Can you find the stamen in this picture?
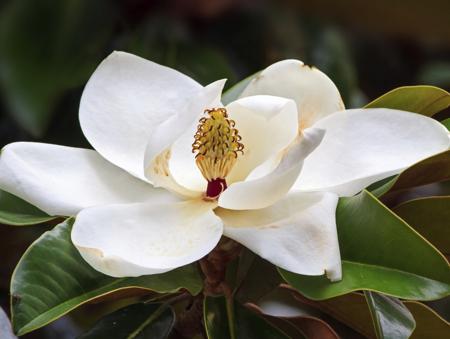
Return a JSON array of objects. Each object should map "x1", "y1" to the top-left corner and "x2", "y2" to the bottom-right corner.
[{"x1": 192, "y1": 108, "x2": 244, "y2": 198}]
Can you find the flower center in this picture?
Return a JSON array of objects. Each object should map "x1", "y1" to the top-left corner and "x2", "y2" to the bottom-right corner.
[{"x1": 192, "y1": 108, "x2": 244, "y2": 199}]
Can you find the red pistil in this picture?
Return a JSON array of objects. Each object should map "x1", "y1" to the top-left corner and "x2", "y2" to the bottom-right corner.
[{"x1": 206, "y1": 178, "x2": 227, "y2": 199}]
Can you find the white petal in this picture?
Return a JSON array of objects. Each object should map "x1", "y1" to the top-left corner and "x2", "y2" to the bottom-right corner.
[
  {"x1": 218, "y1": 128, "x2": 324, "y2": 210},
  {"x1": 144, "y1": 79, "x2": 226, "y2": 176},
  {"x1": 71, "y1": 200, "x2": 222, "y2": 277},
  {"x1": 240, "y1": 59, "x2": 344, "y2": 129},
  {"x1": 226, "y1": 95, "x2": 299, "y2": 183},
  {"x1": 217, "y1": 191, "x2": 342, "y2": 281},
  {"x1": 166, "y1": 95, "x2": 300, "y2": 192},
  {"x1": 296, "y1": 108, "x2": 450, "y2": 196},
  {"x1": 80, "y1": 51, "x2": 224, "y2": 181},
  {"x1": 145, "y1": 148, "x2": 203, "y2": 199},
  {"x1": 143, "y1": 80, "x2": 226, "y2": 196},
  {"x1": 0, "y1": 142, "x2": 175, "y2": 216},
  {"x1": 153, "y1": 118, "x2": 208, "y2": 195},
  {"x1": 163, "y1": 132, "x2": 206, "y2": 193}
]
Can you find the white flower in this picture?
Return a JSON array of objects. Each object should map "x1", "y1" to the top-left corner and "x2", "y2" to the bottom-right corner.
[{"x1": 0, "y1": 52, "x2": 448, "y2": 282}]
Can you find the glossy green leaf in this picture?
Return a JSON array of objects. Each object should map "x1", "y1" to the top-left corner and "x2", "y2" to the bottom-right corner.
[
  {"x1": 365, "y1": 85, "x2": 450, "y2": 116},
  {"x1": 365, "y1": 291, "x2": 415, "y2": 339},
  {"x1": 204, "y1": 296, "x2": 289, "y2": 339},
  {"x1": 11, "y1": 219, "x2": 202, "y2": 336},
  {"x1": 221, "y1": 72, "x2": 260, "y2": 105},
  {"x1": 0, "y1": 190, "x2": 55, "y2": 226},
  {"x1": 280, "y1": 190, "x2": 450, "y2": 300},
  {"x1": 371, "y1": 150, "x2": 450, "y2": 197},
  {"x1": 393, "y1": 197, "x2": 450, "y2": 256},
  {"x1": 0, "y1": 0, "x2": 116, "y2": 136},
  {"x1": 291, "y1": 291, "x2": 450, "y2": 339},
  {"x1": 78, "y1": 303, "x2": 174, "y2": 339}
]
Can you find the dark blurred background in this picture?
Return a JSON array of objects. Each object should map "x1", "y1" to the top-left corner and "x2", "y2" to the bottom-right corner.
[{"x1": 0, "y1": 0, "x2": 449, "y2": 337}]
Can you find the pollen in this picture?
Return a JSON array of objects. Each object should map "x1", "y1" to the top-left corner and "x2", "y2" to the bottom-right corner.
[{"x1": 192, "y1": 108, "x2": 244, "y2": 197}]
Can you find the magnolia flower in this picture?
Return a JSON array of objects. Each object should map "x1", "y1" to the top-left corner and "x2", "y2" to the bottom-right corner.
[{"x1": 0, "y1": 52, "x2": 448, "y2": 282}]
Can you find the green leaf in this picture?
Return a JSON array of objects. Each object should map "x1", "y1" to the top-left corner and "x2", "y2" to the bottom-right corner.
[
  {"x1": 226, "y1": 249, "x2": 256, "y2": 294},
  {"x1": 441, "y1": 118, "x2": 450, "y2": 131},
  {"x1": 292, "y1": 292, "x2": 378, "y2": 338},
  {"x1": 280, "y1": 190, "x2": 450, "y2": 300},
  {"x1": 365, "y1": 291, "x2": 415, "y2": 339},
  {"x1": 234, "y1": 252, "x2": 283, "y2": 304},
  {"x1": 78, "y1": 302, "x2": 175, "y2": 339},
  {"x1": 245, "y1": 307, "x2": 308, "y2": 339},
  {"x1": 221, "y1": 72, "x2": 260, "y2": 105},
  {"x1": 11, "y1": 219, "x2": 202, "y2": 336},
  {"x1": 393, "y1": 197, "x2": 450, "y2": 256},
  {"x1": 371, "y1": 150, "x2": 450, "y2": 197},
  {"x1": 364, "y1": 86, "x2": 450, "y2": 116},
  {"x1": 204, "y1": 296, "x2": 234, "y2": 339},
  {"x1": 204, "y1": 296, "x2": 289, "y2": 339},
  {"x1": 0, "y1": 190, "x2": 55, "y2": 225},
  {"x1": 0, "y1": 0, "x2": 116, "y2": 136},
  {"x1": 291, "y1": 291, "x2": 450, "y2": 339}
]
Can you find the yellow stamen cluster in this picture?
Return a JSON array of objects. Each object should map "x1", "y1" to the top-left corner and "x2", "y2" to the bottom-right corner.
[{"x1": 192, "y1": 108, "x2": 244, "y2": 181}]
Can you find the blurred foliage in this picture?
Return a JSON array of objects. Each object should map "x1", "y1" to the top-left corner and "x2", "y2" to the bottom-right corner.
[
  {"x1": 1, "y1": 0, "x2": 449, "y2": 147},
  {"x1": 418, "y1": 62, "x2": 450, "y2": 88},
  {"x1": 0, "y1": 0, "x2": 449, "y2": 338},
  {"x1": 0, "y1": 0, "x2": 118, "y2": 137}
]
